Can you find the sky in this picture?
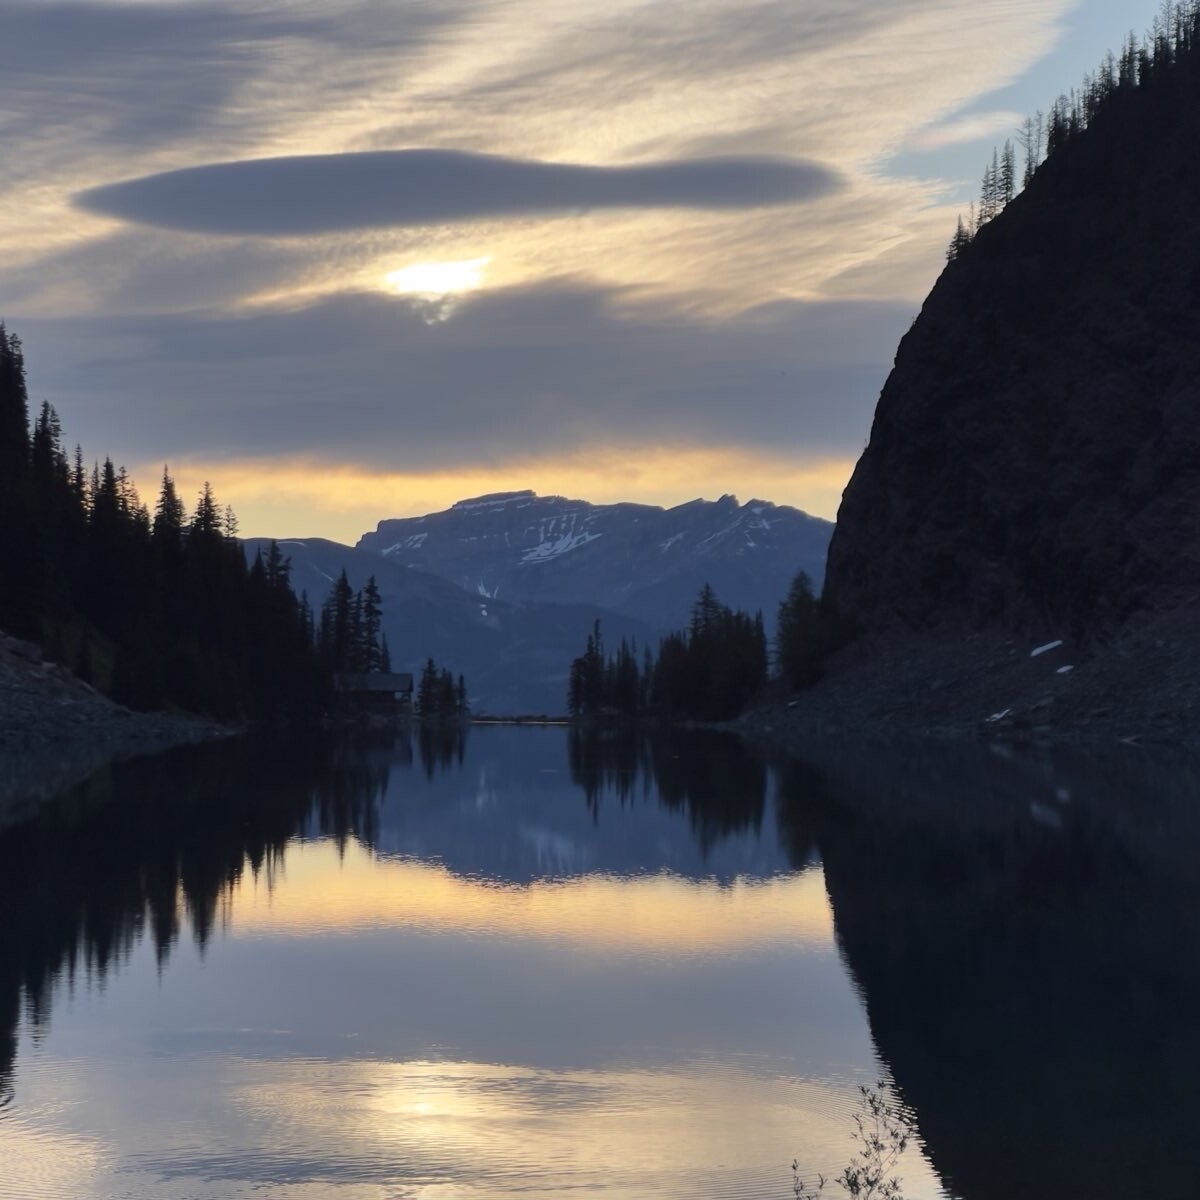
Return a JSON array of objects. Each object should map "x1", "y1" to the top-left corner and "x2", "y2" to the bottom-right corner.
[{"x1": 0, "y1": 0, "x2": 1164, "y2": 541}]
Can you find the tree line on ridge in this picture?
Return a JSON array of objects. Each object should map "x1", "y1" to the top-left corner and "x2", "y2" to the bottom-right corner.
[{"x1": 948, "y1": 0, "x2": 1200, "y2": 260}]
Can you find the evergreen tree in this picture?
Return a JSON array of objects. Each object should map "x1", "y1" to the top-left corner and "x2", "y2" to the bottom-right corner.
[
  {"x1": 190, "y1": 482, "x2": 220, "y2": 541},
  {"x1": 411, "y1": 656, "x2": 466, "y2": 720},
  {"x1": 1017, "y1": 116, "x2": 1040, "y2": 187},
  {"x1": 776, "y1": 570, "x2": 823, "y2": 689},
  {"x1": 417, "y1": 657, "x2": 438, "y2": 715},
  {"x1": 350, "y1": 591, "x2": 365, "y2": 671},
  {"x1": 153, "y1": 467, "x2": 185, "y2": 547},
  {"x1": 361, "y1": 576, "x2": 383, "y2": 671},
  {"x1": 323, "y1": 570, "x2": 355, "y2": 671},
  {"x1": 0, "y1": 325, "x2": 29, "y2": 479},
  {"x1": 946, "y1": 216, "x2": 972, "y2": 262},
  {"x1": 1000, "y1": 139, "x2": 1016, "y2": 206}
]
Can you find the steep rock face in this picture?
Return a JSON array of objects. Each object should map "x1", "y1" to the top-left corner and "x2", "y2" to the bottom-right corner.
[
  {"x1": 358, "y1": 490, "x2": 831, "y2": 631},
  {"x1": 825, "y1": 66, "x2": 1200, "y2": 641}
]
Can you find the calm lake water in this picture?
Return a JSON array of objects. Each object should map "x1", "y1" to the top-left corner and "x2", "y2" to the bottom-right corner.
[{"x1": 3, "y1": 726, "x2": 1200, "y2": 1199}]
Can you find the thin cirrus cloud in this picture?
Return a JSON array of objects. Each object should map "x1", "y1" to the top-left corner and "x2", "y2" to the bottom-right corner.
[
  {"x1": 74, "y1": 149, "x2": 842, "y2": 237},
  {"x1": 911, "y1": 110, "x2": 1026, "y2": 151}
]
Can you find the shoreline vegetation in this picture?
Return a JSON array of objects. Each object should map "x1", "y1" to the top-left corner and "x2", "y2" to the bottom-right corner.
[
  {"x1": 0, "y1": 326, "x2": 326, "y2": 723},
  {"x1": 0, "y1": 327, "x2": 484, "y2": 828}
]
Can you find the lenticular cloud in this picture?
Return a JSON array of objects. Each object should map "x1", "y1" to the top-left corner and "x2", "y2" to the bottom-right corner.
[{"x1": 76, "y1": 148, "x2": 842, "y2": 236}]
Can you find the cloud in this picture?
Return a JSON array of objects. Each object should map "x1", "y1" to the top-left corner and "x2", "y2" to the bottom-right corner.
[
  {"x1": 152, "y1": 450, "x2": 859, "y2": 540},
  {"x1": 911, "y1": 110, "x2": 1026, "y2": 151},
  {"x1": 0, "y1": 1, "x2": 457, "y2": 156},
  {"x1": 16, "y1": 281, "x2": 911, "y2": 479},
  {"x1": 75, "y1": 149, "x2": 841, "y2": 236},
  {"x1": 0, "y1": 0, "x2": 1086, "y2": 542}
]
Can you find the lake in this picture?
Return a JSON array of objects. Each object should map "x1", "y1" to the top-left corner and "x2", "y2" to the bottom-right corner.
[{"x1": 2, "y1": 726, "x2": 1199, "y2": 1199}]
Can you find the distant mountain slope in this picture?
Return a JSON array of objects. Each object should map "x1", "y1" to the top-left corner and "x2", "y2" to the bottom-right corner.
[
  {"x1": 243, "y1": 537, "x2": 657, "y2": 715},
  {"x1": 356, "y1": 490, "x2": 832, "y2": 631}
]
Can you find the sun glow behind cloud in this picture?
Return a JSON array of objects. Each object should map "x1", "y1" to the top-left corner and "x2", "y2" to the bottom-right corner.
[
  {"x1": 385, "y1": 256, "x2": 493, "y2": 298},
  {"x1": 1, "y1": 0, "x2": 1159, "y2": 538}
]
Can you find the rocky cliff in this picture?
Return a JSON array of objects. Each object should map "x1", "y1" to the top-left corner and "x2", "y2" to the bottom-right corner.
[{"x1": 825, "y1": 56, "x2": 1200, "y2": 643}]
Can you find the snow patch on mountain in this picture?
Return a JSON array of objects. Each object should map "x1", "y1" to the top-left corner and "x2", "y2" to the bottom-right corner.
[
  {"x1": 695, "y1": 519, "x2": 743, "y2": 552},
  {"x1": 356, "y1": 489, "x2": 833, "y2": 634},
  {"x1": 453, "y1": 491, "x2": 536, "y2": 512},
  {"x1": 384, "y1": 532, "x2": 428, "y2": 556},
  {"x1": 521, "y1": 530, "x2": 602, "y2": 563}
]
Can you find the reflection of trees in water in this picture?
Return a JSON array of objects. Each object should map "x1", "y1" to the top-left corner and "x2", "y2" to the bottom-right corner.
[
  {"x1": 778, "y1": 745, "x2": 1200, "y2": 1200},
  {"x1": 417, "y1": 723, "x2": 469, "y2": 780},
  {"x1": 312, "y1": 732, "x2": 401, "y2": 851},
  {"x1": 0, "y1": 733, "x2": 391, "y2": 1107},
  {"x1": 772, "y1": 756, "x2": 831, "y2": 872},
  {"x1": 567, "y1": 726, "x2": 650, "y2": 814},
  {"x1": 568, "y1": 728, "x2": 767, "y2": 854}
]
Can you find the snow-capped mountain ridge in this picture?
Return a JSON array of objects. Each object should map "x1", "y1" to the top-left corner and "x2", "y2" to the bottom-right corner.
[{"x1": 357, "y1": 490, "x2": 832, "y2": 631}]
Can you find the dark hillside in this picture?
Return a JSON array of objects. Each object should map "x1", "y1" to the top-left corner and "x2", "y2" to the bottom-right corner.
[{"x1": 825, "y1": 39, "x2": 1200, "y2": 641}]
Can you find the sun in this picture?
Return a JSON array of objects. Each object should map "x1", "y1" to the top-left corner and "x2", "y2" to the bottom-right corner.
[{"x1": 385, "y1": 256, "x2": 492, "y2": 299}]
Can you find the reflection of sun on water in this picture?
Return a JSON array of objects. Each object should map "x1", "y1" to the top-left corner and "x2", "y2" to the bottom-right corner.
[{"x1": 385, "y1": 256, "x2": 492, "y2": 299}]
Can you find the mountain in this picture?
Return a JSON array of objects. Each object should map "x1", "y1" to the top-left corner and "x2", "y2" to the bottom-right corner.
[
  {"x1": 824, "y1": 39, "x2": 1200, "y2": 645},
  {"x1": 356, "y1": 490, "x2": 832, "y2": 631},
  {"x1": 243, "y1": 537, "x2": 657, "y2": 715}
]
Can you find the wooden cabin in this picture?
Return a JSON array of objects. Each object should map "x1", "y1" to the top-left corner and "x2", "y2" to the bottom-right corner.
[{"x1": 333, "y1": 672, "x2": 414, "y2": 714}]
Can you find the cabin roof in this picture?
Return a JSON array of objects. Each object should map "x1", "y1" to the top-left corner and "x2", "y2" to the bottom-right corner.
[{"x1": 333, "y1": 672, "x2": 414, "y2": 693}]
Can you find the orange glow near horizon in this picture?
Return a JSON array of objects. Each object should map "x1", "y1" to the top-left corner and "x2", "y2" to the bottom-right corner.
[
  {"x1": 228, "y1": 840, "x2": 834, "y2": 955},
  {"x1": 131, "y1": 448, "x2": 854, "y2": 543}
]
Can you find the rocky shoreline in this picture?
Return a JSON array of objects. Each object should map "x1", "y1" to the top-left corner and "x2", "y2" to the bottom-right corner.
[
  {"x1": 0, "y1": 633, "x2": 231, "y2": 831},
  {"x1": 740, "y1": 603, "x2": 1200, "y2": 750}
]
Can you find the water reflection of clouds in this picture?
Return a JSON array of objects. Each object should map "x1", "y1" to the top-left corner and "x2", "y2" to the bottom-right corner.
[
  {"x1": 24, "y1": 1054, "x2": 917, "y2": 1200},
  {"x1": 0, "y1": 729, "x2": 970, "y2": 1200},
  {"x1": 229, "y1": 840, "x2": 832, "y2": 954},
  {"x1": 4, "y1": 850, "x2": 894, "y2": 1198},
  {"x1": 0, "y1": 1118, "x2": 111, "y2": 1200}
]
